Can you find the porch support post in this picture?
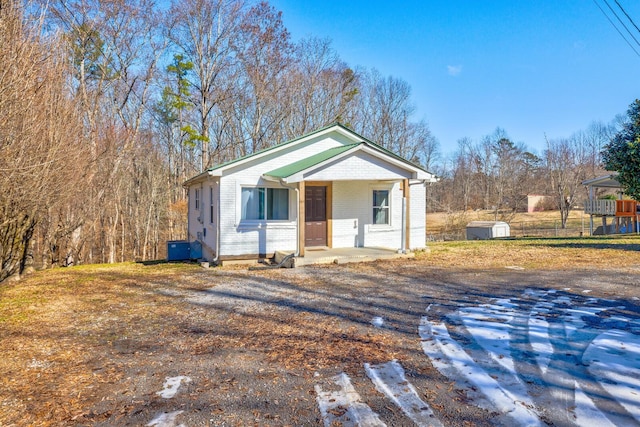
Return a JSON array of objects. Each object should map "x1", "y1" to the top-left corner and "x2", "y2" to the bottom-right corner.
[
  {"x1": 298, "y1": 181, "x2": 305, "y2": 257},
  {"x1": 326, "y1": 182, "x2": 333, "y2": 248}
]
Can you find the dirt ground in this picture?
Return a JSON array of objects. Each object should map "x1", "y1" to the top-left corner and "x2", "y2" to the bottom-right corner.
[{"x1": 1, "y1": 238, "x2": 640, "y2": 426}]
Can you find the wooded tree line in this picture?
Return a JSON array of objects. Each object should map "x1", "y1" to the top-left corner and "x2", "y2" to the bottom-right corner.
[
  {"x1": 0, "y1": 0, "x2": 628, "y2": 281},
  {"x1": 428, "y1": 120, "x2": 619, "y2": 227}
]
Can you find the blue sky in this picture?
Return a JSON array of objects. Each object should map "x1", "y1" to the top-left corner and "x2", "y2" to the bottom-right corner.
[{"x1": 270, "y1": 0, "x2": 640, "y2": 155}]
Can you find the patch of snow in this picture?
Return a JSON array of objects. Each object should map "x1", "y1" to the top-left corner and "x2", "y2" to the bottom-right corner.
[
  {"x1": 525, "y1": 289, "x2": 547, "y2": 298},
  {"x1": 315, "y1": 373, "x2": 386, "y2": 427},
  {"x1": 419, "y1": 316, "x2": 542, "y2": 426},
  {"x1": 147, "y1": 410, "x2": 185, "y2": 427},
  {"x1": 574, "y1": 383, "x2": 617, "y2": 427},
  {"x1": 583, "y1": 330, "x2": 640, "y2": 423},
  {"x1": 564, "y1": 306, "x2": 606, "y2": 338},
  {"x1": 365, "y1": 360, "x2": 444, "y2": 427},
  {"x1": 371, "y1": 316, "x2": 384, "y2": 328},
  {"x1": 583, "y1": 289, "x2": 592, "y2": 294},
  {"x1": 505, "y1": 265, "x2": 525, "y2": 270},
  {"x1": 157, "y1": 376, "x2": 191, "y2": 399},
  {"x1": 528, "y1": 309, "x2": 552, "y2": 374},
  {"x1": 459, "y1": 300, "x2": 517, "y2": 373},
  {"x1": 27, "y1": 358, "x2": 52, "y2": 370}
]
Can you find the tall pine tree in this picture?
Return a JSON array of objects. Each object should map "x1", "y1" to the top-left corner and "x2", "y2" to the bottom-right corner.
[{"x1": 602, "y1": 100, "x2": 640, "y2": 201}]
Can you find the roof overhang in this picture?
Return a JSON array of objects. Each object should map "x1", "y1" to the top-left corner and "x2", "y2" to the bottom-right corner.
[
  {"x1": 263, "y1": 143, "x2": 436, "y2": 184},
  {"x1": 582, "y1": 174, "x2": 621, "y2": 189},
  {"x1": 182, "y1": 171, "x2": 210, "y2": 187}
]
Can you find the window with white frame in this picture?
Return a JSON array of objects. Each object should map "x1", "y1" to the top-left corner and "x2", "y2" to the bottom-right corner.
[
  {"x1": 372, "y1": 189, "x2": 390, "y2": 225},
  {"x1": 241, "y1": 187, "x2": 289, "y2": 220},
  {"x1": 209, "y1": 186, "x2": 214, "y2": 223},
  {"x1": 194, "y1": 188, "x2": 200, "y2": 210}
]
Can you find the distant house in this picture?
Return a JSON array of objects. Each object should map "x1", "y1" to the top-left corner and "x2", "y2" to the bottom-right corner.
[
  {"x1": 183, "y1": 123, "x2": 437, "y2": 263},
  {"x1": 527, "y1": 194, "x2": 551, "y2": 213}
]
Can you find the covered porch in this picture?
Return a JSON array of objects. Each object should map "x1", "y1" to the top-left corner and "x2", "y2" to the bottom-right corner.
[{"x1": 261, "y1": 142, "x2": 435, "y2": 259}]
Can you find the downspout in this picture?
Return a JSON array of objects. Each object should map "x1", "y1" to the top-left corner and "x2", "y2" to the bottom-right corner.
[
  {"x1": 186, "y1": 190, "x2": 191, "y2": 242},
  {"x1": 400, "y1": 196, "x2": 407, "y2": 254},
  {"x1": 212, "y1": 179, "x2": 221, "y2": 264}
]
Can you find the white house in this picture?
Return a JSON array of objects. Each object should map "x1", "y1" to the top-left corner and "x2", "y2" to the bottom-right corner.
[{"x1": 183, "y1": 123, "x2": 437, "y2": 264}]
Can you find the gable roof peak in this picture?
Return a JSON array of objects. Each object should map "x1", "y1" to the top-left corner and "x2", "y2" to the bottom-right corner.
[{"x1": 183, "y1": 122, "x2": 435, "y2": 186}]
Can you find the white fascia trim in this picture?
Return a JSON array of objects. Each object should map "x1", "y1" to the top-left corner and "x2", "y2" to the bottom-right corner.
[
  {"x1": 358, "y1": 145, "x2": 439, "y2": 181},
  {"x1": 215, "y1": 125, "x2": 360, "y2": 175},
  {"x1": 332, "y1": 126, "x2": 364, "y2": 140},
  {"x1": 183, "y1": 171, "x2": 211, "y2": 187},
  {"x1": 581, "y1": 173, "x2": 620, "y2": 188}
]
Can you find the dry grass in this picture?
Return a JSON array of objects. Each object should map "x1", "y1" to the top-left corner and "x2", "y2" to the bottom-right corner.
[
  {"x1": 420, "y1": 235, "x2": 640, "y2": 270},
  {"x1": 0, "y1": 262, "x2": 204, "y2": 424},
  {"x1": 2, "y1": 236, "x2": 640, "y2": 425},
  {"x1": 0, "y1": 262, "x2": 406, "y2": 425},
  {"x1": 426, "y1": 209, "x2": 587, "y2": 234}
]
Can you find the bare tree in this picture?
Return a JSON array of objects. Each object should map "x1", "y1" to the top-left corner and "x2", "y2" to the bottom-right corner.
[
  {"x1": 1, "y1": 1, "x2": 87, "y2": 280},
  {"x1": 285, "y1": 37, "x2": 359, "y2": 137},
  {"x1": 545, "y1": 135, "x2": 595, "y2": 228},
  {"x1": 50, "y1": 0, "x2": 167, "y2": 264},
  {"x1": 232, "y1": 1, "x2": 293, "y2": 154},
  {"x1": 167, "y1": 0, "x2": 244, "y2": 168}
]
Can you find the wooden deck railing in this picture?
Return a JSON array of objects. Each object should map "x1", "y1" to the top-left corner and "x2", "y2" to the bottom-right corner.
[
  {"x1": 584, "y1": 199, "x2": 639, "y2": 216},
  {"x1": 584, "y1": 199, "x2": 616, "y2": 215}
]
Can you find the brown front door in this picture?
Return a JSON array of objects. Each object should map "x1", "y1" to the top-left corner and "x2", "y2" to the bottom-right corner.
[{"x1": 305, "y1": 186, "x2": 327, "y2": 247}]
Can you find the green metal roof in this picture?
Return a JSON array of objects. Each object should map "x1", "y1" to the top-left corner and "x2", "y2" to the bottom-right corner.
[{"x1": 264, "y1": 143, "x2": 361, "y2": 179}]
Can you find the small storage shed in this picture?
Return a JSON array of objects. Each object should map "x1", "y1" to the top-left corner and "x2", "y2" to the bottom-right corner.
[{"x1": 466, "y1": 221, "x2": 510, "y2": 240}]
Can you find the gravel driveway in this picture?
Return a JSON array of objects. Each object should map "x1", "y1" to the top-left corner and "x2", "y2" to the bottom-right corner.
[{"x1": 99, "y1": 260, "x2": 640, "y2": 427}]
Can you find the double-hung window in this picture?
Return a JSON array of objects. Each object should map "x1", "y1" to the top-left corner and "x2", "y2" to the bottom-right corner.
[
  {"x1": 194, "y1": 188, "x2": 200, "y2": 210},
  {"x1": 209, "y1": 187, "x2": 214, "y2": 223},
  {"x1": 372, "y1": 189, "x2": 390, "y2": 225},
  {"x1": 241, "y1": 187, "x2": 289, "y2": 220}
]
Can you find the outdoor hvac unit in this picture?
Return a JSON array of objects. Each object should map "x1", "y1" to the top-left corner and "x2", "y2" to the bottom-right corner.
[
  {"x1": 466, "y1": 221, "x2": 510, "y2": 240},
  {"x1": 190, "y1": 240, "x2": 202, "y2": 259},
  {"x1": 167, "y1": 240, "x2": 190, "y2": 261}
]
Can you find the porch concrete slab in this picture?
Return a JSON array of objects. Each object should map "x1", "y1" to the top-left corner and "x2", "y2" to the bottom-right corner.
[{"x1": 291, "y1": 247, "x2": 414, "y2": 267}]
